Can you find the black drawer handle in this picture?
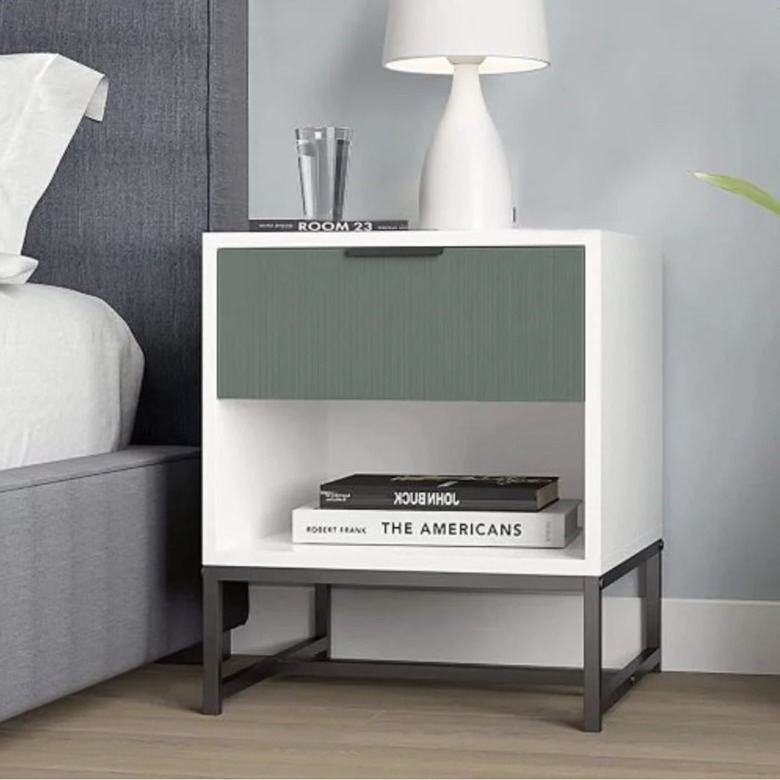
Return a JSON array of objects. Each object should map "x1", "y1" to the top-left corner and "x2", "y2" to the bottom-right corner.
[{"x1": 345, "y1": 247, "x2": 444, "y2": 258}]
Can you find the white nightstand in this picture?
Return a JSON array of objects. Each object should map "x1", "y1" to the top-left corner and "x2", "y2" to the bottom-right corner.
[{"x1": 202, "y1": 229, "x2": 663, "y2": 732}]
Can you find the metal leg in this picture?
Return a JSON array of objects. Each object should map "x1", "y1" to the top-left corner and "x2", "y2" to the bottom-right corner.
[
  {"x1": 203, "y1": 569, "x2": 224, "y2": 716},
  {"x1": 583, "y1": 577, "x2": 603, "y2": 733},
  {"x1": 644, "y1": 546, "x2": 662, "y2": 672},
  {"x1": 314, "y1": 584, "x2": 332, "y2": 660}
]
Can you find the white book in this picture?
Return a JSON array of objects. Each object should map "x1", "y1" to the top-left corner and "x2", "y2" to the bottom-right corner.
[{"x1": 291, "y1": 501, "x2": 581, "y2": 549}]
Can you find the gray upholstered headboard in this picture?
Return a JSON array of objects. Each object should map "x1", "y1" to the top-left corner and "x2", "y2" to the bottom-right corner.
[{"x1": 0, "y1": 0, "x2": 248, "y2": 445}]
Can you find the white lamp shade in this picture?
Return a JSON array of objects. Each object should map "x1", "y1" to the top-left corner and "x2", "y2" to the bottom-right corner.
[{"x1": 383, "y1": 0, "x2": 550, "y2": 75}]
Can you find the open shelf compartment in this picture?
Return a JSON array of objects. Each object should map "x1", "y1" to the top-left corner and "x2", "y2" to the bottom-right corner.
[{"x1": 204, "y1": 399, "x2": 592, "y2": 576}]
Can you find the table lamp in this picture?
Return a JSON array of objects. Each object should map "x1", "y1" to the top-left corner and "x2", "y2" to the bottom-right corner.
[{"x1": 383, "y1": 0, "x2": 550, "y2": 230}]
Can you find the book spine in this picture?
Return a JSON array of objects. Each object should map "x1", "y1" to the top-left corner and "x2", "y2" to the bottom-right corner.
[
  {"x1": 319, "y1": 491, "x2": 542, "y2": 512},
  {"x1": 250, "y1": 220, "x2": 409, "y2": 233},
  {"x1": 293, "y1": 508, "x2": 576, "y2": 548}
]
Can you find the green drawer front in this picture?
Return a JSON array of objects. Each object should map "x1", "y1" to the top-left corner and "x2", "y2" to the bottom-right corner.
[{"x1": 217, "y1": 246, "x2": 585, "y2": 401}]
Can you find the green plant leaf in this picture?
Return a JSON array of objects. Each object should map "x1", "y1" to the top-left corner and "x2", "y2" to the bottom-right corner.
[{"x1": 692, "y1": 172, "x2": 780, "y2": 218}]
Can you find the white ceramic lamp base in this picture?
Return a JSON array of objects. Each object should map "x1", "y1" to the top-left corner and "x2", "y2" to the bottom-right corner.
[{"x1": 419, "y1": 62, "x2": 515, "y2": 231}]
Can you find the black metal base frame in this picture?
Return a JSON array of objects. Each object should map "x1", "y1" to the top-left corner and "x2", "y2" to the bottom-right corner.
[{"x1": 203, "y1": 540, "x2": 663, "y2": 733}]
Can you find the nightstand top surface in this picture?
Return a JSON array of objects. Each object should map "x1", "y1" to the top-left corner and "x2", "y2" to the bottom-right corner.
[{"x1": 204, "y1": 228, "x2": 644, "y2": 251}]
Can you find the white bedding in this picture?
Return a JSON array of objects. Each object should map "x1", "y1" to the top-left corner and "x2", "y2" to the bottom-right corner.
[{"x1": 0, "y1": 284, "x2": 144, "y2": 469}]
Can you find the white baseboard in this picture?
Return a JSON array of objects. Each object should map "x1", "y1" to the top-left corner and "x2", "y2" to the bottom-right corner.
[{"x1": 232, "y1": 587, "x2": 780, "y2": 675}]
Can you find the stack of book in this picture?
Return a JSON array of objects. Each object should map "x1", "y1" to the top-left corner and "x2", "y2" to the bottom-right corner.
[{"x1": 292, "y1": 474, "x2": 580, "y2": 549}]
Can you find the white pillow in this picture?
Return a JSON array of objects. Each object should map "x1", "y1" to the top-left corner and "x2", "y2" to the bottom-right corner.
[
  {"x1": 0, "y1": 253, "x2": 38, "y2": 284},
  {"x1": 0, "y1": 54, "x2": 107, "y2": 256}
]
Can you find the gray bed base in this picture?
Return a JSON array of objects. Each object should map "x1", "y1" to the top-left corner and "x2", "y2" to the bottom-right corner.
[{"x1": 0, "y1": 447, "x2": 247, "y2": 723}]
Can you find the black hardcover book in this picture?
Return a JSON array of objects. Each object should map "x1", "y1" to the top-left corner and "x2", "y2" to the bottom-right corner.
[
  {"x1": 250, "y1": 219, "x2": 409, "y2": 233},
  {"x1": 319, "y1": 474, "x2": 559, "y2": 512}
]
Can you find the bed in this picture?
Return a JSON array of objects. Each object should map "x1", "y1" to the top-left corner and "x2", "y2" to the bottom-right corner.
[
  {"x1": 0, "y1": 284, "x2": 144, "y2": 470},
  {"x1": 0, "y1": 0, "x2": 249, "y2": 722}
]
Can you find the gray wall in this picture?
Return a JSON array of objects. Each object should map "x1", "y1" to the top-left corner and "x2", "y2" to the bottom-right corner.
[{"x1": 249, "y1": 0, "x2": 780, "y2": 601}]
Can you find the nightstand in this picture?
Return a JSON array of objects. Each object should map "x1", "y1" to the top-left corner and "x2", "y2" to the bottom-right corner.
[{"x1": 202, "y1": 230, "x2": 663, "y2": 732}]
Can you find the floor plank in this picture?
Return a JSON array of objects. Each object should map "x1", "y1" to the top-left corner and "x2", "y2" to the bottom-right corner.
[{"x1": 0, "y1": 665, "x2": 779, "y2": 778}]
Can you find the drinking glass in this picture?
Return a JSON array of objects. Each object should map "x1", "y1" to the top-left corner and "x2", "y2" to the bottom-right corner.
[{"x1": 295, "y1": 127, "x2": 352, "y2": 221}]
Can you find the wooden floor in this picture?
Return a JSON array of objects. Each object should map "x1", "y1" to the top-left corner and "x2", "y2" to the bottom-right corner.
[{"x1": 0, "y1": 664, "x2": 779, "y2": 779}]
